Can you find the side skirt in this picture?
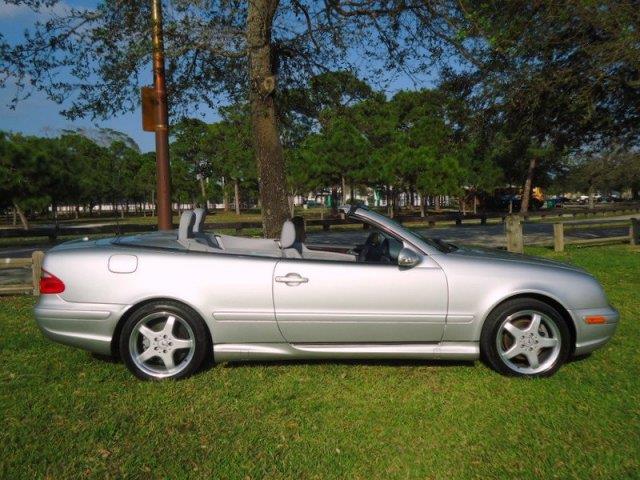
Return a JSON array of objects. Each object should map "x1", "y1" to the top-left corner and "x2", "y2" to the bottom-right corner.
[{"x1": 213, "y1": 342, "x2": 479, "y2": 363}]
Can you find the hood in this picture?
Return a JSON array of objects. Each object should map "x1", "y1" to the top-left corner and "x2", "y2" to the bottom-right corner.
[{"x1": 449, "y1": 245, "x2": 587, "y2": 274}]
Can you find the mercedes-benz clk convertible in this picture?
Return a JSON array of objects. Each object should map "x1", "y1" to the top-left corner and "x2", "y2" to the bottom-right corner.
[{"x1": 34, "y1": 205, "x2": 619, "y2": 380}]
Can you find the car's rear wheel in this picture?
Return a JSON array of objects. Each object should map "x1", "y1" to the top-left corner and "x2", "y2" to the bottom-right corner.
[
  {"x1": 120, "y1": 301, "x2": 209, "y2": 380},
  {"x1": 480, "y1": 298, "x2": 571, "y2": 377}
]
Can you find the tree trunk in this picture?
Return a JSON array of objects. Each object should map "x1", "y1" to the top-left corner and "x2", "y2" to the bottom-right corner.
[
  {"x1": 341, "y1": 175, "x2": 347, "y2": 204},
  {"x1": 288, "y1": 194, "x2": 295, "y2": 217},
  {"x1": 588, "y1": 185, "x2": 595, "y2": 210},
  {"x1": 420, "y1": 193, "x2": 426, "y2": 217},
  {"x1": 520, "y1": 157, "x2": 537, "y2": 213},
  {"x1": 234, "y1": 178, "x2": 241, "y2": 215},
  {"x1": 199, "y1": 176, "x2": 207, "y2": 207},
  {"x1": 390, "y1": 188, "x2": 397, "y2": 218},
  {"x1": 222, "y1": 177, "x2": 230, "y2": 211},
  {"x1": 75, "y1": 205, "x2": 79, "y2": 220},
  {"x1": 330, "y1": 187, "x2": 339, "y2": 215},
  {"x1": 13, "y1": 201, "x2": 29, "y2": 230},
  {"x1": 247, "y1": 0, "x2": 290, "y2": 237},
  {"x1": 12, "y1": 207, "x2": 17, "y2": 226}
]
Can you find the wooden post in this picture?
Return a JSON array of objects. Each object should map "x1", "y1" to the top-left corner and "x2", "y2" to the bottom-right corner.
[
  {"x1": 553, "y1": 223, "x2": 565, "y2": 252},
  {"x1": 32, "y1": 250, "x2": 44, "y2": 295},
  {"x1": 630, "y1": 218, "x2": 639, "y2": 246},
  {"x1": 506, "y1": 214, "x2": 524, "y2": 253}
]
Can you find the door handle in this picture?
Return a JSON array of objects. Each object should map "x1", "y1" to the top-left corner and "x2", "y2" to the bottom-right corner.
[{"x1": 275, "y1": 273, "x2": 309, "y2": 285}]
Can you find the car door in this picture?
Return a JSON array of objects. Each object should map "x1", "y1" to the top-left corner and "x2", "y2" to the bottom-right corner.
[{"x1": 272, "y1": 254, "x2": 448, "y2": 343}]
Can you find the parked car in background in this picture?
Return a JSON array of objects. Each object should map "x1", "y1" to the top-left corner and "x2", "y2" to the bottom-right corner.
[{"x1": 34, "y1": 205, "x2": 619, "y2": 380}]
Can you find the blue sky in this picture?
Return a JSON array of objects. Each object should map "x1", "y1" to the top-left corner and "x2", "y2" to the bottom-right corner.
[{"x1": 0, "y1": 1, "x2": 436, "y2": 153}]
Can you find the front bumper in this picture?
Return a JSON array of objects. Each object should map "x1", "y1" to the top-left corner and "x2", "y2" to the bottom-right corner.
[
  {"x1": 34, "y1": 295, "x2": 128, "y2": 356},
  {"x1": 570, "y1": 306, "x2": 620, "y2": 356}
]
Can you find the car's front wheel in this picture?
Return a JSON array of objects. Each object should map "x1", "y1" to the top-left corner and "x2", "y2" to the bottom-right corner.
[
  {"x1": 480, "y1": 298, "x2": 571, "y2": 377},
  {"x1": 120, "y1": 301, "x2": 210, "y2": 380}
]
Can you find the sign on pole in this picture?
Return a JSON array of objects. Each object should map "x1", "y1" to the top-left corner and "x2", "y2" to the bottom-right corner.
[{"x1": 141, "y1": 86, "x2": 158, "y2": 132}]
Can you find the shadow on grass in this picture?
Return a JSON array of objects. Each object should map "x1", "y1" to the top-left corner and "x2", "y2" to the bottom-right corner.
[
  {"x1": 90, "y1": 352, "x2": 120, "y2": 363},
  {"x1": 88, "y1": 350, "x2": 477, "y2": 377},
  {"x1": 567, "y1": 352, "x2": 592, "y2": 364},
  {"x1": 221, "y1": 358, "x2": 476, "y2": 369}
]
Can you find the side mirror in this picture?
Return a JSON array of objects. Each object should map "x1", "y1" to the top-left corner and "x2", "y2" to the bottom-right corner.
[{"x1": 398, "y1": 247, "x2": 421, "y2": 268}]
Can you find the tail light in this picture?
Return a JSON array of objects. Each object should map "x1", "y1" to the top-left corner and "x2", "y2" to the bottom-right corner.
[{"x1": 40, "y1": 270, "x2": 65, "y2": 294}]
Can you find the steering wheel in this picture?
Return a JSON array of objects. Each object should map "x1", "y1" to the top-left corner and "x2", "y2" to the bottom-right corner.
[{"x1": 358, "y1": 232, "x2": 392, "y2": 264}]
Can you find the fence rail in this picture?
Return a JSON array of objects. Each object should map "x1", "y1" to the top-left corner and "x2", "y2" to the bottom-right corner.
[
  {"x1": 2, "y1": 203, "x2": 640, "y2": 240},
  {"x1": 0, "y1": 251, "x2": 44, "y2": 295},
  {"x1": 1, "y1": 207, "x2": 639, "y2": 296},
  {"x1": 505, "y1": 215, "x2": 640, "y2": 253},
  {"x1": 552, "y1": 217, "x2": 640, "y2": 252}
]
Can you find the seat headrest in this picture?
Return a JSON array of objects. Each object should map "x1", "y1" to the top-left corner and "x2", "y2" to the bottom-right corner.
[
  {"x1": 291, "y1": 216, "x2": 306, "y2": 243},
  {"x1": 280, "y1": 220, "x2": 296, "y2": 249},
  {"x1": 178, "y1": 211, "x2": 195, "y2": 241},
  {"x1": 193, "y1": 208, "x2": 206, "y2": 233}
]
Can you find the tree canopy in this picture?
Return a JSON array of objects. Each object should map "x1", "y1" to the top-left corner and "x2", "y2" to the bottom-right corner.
[{"x1": 1, "y1": 1, "x2": 639, "y2": 226}]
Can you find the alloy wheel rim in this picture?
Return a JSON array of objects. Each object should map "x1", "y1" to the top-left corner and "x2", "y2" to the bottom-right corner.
[
  {"x1": 496, "y1": 309, "x2": 562, "y2": 374},
  {"x1": 129, "y1": 311, "x2": 195, "y2": 378}
]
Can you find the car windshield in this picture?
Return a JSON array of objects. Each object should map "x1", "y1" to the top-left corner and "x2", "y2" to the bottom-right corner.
[
  {"x1": 354, "y1": 208, "x2": 457, "y2": 253},
  {"x1": 402, "y1": 229, "x2": 458, "y2": 253}
]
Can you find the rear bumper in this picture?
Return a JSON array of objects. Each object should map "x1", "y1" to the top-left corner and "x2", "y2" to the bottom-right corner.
[
  {"x1": 570, "y1": 306, "x2": 620, "y2": 356},
  {"x1": 34, "y1": 295, "x2": 128, "y2": 356}
]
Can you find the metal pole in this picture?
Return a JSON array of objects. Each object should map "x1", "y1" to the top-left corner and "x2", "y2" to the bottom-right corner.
[{"x1": 152, "y1": 0, "x2": 172, "y2": 230}]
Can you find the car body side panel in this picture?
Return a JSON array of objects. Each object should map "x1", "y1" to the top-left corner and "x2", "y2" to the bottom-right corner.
[
  {"x1": 433, "y1": 252, "x2": 617, "y2": 344},
  {"x1": 273, "y1": 256, "x2": 448, "y2": 343},
  {"x1": 39, "y1": 247, "x2": 285, "y2": 347}
]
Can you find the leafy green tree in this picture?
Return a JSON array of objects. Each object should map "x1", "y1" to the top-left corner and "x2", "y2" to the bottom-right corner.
[
  {"x1": 171, "y1": 118, "x2": 211, "y2": 207},
  {"x1": 434, "y1": 1, "x2": 640, "y2": 211},
  {"x1": 2, "y1": 1, "x2": 424, "y2": 235},
  {"x1": 299, "y1": 117, "x2": 370, "y2": 212},
  {"x1": 203, "y1": 109, "x2": 256, "y2": 215}
]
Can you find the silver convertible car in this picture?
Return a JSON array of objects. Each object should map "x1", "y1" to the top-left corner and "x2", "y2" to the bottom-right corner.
[{"x1": 34, "y1": 205, "x2": 618, "y2": 380}]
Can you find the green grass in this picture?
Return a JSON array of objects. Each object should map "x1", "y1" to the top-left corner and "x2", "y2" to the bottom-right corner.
[{"x1": 1, "y1": 245, "x2": 639, "y2": 479}]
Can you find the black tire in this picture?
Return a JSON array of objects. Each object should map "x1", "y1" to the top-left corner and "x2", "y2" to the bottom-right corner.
[
  {"x1": 480, "y1": 298, "x2": 571, "y2": 377},
  {"x1": 119, "y1": 300, "x2": 210, "y2": 380}
]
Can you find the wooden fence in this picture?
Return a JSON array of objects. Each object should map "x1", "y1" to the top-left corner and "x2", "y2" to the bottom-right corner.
[
  {"x1": 0, "y1": 251, "x2": 44, "y2": 295},
  {"x1": 506, "y1": 216, "x2": 640, "y2": 253},
  {"x1": 2, "y1": 203, "x2": 640, "y2": 240},
  {"x1": 1, "y1": 208, "x2": 639, "y2": 296}
]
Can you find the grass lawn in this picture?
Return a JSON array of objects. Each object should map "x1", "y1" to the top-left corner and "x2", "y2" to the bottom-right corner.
[{"x1": 1, "y1": 245, "x2": 639, "y2": 479}]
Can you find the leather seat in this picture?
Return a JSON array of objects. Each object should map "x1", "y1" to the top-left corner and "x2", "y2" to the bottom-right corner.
[
  {"x1": 177, "y1": 210, "x2": 219, "y2": 251},
  {"x1": 192, "y1": 208, "x2": 219, "y2": 248},
  {"x1": 280, "y1": 220, "x2": 302, "y2": 258},
  {"x1": 177, "y1": 211, "x2": 196, "y2": 245}
]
